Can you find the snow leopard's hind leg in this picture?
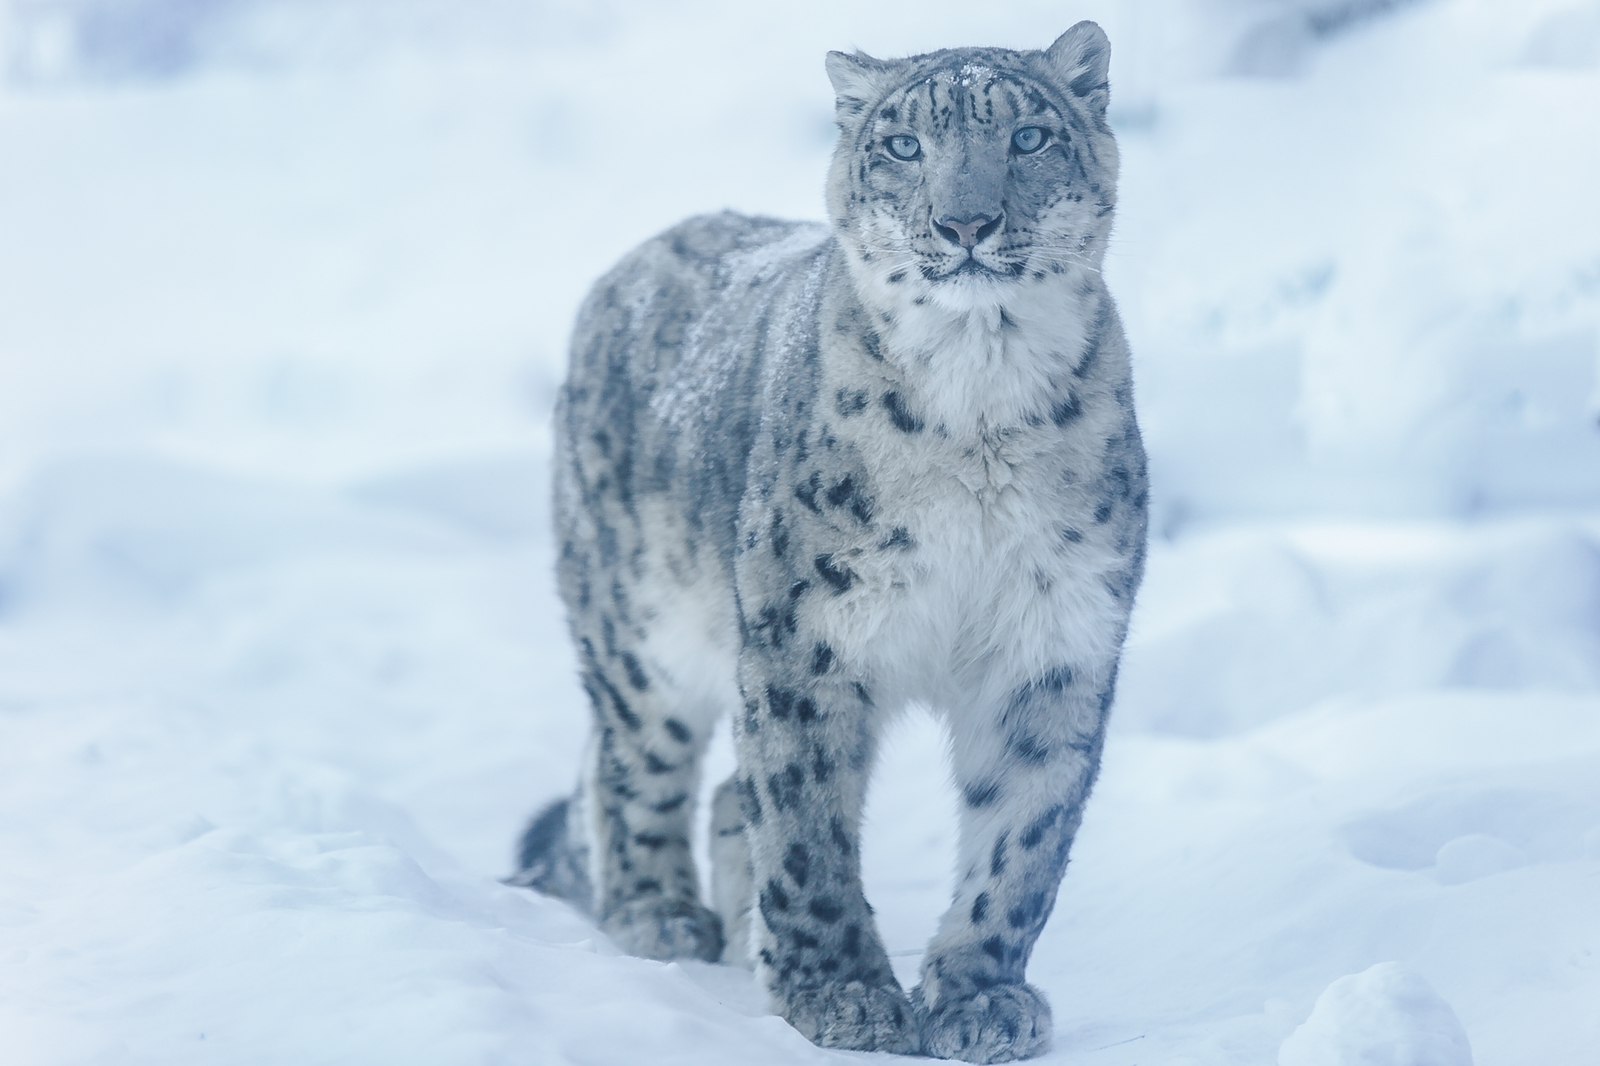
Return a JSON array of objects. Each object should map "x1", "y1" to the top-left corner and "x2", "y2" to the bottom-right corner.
[
  {"x1": 569, "y1": 628, "x2": 726, "y2": 963},
  {"x1": 709, "y1": 773, "x2": 755, "y2": 967}
]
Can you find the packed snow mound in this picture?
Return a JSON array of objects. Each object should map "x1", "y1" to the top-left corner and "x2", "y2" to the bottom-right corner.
[
  {"x1": 1278, "y1": 962, "x2": 1473, "y2": 1066},
  {"x1": 1117, "y1": 521, "x2": 1600, "y2": 735},
  {"x1": 3, "y1": 797, "x2": 821, "y2": 1066}
]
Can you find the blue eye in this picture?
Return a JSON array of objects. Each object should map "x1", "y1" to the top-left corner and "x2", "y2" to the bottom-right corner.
[
  {"x1": 1012, "y1": 126, "x2": 1048, "y2": 154},
  {"x1": 886, "y1": 135, "x2": 921, "y2": 160}
]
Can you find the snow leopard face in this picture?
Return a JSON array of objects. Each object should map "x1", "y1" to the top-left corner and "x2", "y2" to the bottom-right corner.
[{"x1": 825, "y1": 23, "x2": 1118, "y2": 304}]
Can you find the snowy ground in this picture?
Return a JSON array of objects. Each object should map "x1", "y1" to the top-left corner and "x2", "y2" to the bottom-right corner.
[{"x1": 2, "y1": 1, "x2": 1598, "y2": 1063}]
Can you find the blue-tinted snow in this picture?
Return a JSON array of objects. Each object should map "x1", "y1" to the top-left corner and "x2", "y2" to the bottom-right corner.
[{"x1": 1, "y1": 2, "x2": 1597, "y2": 1064}]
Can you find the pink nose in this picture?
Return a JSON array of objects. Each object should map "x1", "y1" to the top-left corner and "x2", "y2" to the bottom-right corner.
[{"x1": 936, "y1": 215, "x2": 996, "y2": 249}]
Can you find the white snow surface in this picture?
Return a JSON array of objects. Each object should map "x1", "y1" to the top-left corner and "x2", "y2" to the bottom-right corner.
[
  {"x1": 1, "y1": 1, "x2": 1598, "y2": 1064},
  {"x1": 1277, "y1": 962, "x2": 1473, "y2": 1066}
]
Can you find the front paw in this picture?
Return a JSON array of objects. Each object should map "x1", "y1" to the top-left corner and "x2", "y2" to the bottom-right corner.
[
  {"x1": 601, "y1": 897, "x2": 724, "y2": 962},
  {"x1": 784, "y1": 981, "x2": 922, "y2": 1055},
  {"x1": 914, "y1": 982, "x2": 1052, "y2": 1063}
]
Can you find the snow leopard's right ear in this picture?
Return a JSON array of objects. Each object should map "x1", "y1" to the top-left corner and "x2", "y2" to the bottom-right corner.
[{"x1": 825, "y1": 50, "x2": 893, "y2": 121}]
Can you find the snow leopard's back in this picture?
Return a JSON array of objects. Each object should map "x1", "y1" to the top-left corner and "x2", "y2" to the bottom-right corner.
[{"x1": 554, "y1": 212, "x2": 832, "y2": 584}]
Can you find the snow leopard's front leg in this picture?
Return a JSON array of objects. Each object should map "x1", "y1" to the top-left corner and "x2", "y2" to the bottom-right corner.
[
  {"x1": 732, "y1": 623, "x2": 920, "y2": 1054},
  {"x1": 915, "y1": 662, "x2": 1121, "y2": 1064}
]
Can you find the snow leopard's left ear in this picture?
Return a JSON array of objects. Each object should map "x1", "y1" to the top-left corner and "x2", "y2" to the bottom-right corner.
[
  {"x1": 825, "y1": 50, "x2": 893, "y2": 122},
  {"x1": 1044, "y1": 21, "x2": 1111, "y2": 116}
]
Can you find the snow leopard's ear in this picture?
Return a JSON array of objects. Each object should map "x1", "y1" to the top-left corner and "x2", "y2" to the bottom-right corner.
[
  {"x1": 1044, "y1": 21, "x2": 1111, "y2": 116},
  {"x1": 825, "y1": 50, "x2": 893, "y2": 121}
]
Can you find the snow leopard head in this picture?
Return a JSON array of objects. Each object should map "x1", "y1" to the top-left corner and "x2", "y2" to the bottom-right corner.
[{"x1": 824, "y1": 22, "x2": 1119, "y2": 304}]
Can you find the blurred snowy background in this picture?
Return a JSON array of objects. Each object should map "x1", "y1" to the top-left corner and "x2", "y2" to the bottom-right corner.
[{"x1": 0, "y1": 1, "x2": 1596, "y2": 1063}]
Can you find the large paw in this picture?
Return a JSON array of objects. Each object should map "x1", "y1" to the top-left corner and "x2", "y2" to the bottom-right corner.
[
  {"x1": 914, "y1": 982, "x2": 1052, "y2": 1064},
  {"x1": 601, "y1": 898, "x2": 724, "y2": 962},
  {"x1": 785, "y1": 981, "x2": 922, "y2": 1055}
]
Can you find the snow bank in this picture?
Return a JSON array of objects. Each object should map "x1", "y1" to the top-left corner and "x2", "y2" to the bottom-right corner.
[
  {"x1": 1117, "y1": 519, "x2": 1600, "y2": 735},
  {"x1": 1277, "y1": 962, "x2": 1473, "y2": 1066},
  {"x1": 2, "y1": 456, "x2": 1595, "y2": 1064},
  {"x1": 1117, "y1": 0, "x2": 1600, "y2": 524}
]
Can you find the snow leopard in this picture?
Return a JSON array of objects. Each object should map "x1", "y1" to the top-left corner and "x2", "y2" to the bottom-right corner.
[{"x1": 512, "y1": 21, "x2": 1146, "y2": 1064}]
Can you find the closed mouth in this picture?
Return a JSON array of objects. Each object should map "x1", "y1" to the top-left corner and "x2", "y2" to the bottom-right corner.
[
  {"x1": 917, "y1": 250, "x2": 1023, "y2": 282},
  {"x1": 937, "y1": 254, "x2": 1024, "y2": 280},
  {"x1": 952, "y1": 258, "x2": 991, "y2": 275}
]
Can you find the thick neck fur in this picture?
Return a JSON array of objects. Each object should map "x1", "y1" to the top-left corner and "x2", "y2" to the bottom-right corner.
[
  {"x1": 820, "y1": 41, "x2": 1121, "y2": 440},
  {"x1": 840, "y1": 237, "x2": 1106, "y2": 439}
]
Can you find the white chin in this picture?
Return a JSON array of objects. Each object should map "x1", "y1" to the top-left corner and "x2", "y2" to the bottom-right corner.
[{"x1": 928, "y1": 273, "x2": 1009, "y2": 312}]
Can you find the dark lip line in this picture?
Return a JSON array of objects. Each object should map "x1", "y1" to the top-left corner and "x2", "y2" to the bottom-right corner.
[{"x1": 936, "y1": 256, "x2": 1022, "y2": 280}]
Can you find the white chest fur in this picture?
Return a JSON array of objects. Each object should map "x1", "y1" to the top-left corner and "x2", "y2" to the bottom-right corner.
[
  {"x1": 808, "y1": 272, "x2": 1130, "y2": 709},
  {"x1": 863, "y1": 263, "x2": 1102, "y2": 438}
]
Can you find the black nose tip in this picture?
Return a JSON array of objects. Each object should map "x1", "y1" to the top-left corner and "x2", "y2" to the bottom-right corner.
[{"x1": 934, "y1": 214, "x2": 1002, "y2": 249}]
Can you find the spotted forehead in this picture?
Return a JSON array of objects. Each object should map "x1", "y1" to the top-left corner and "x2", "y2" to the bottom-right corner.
[{"x1": 870, "y1": 67, "x2": 1064, "y2": 133}]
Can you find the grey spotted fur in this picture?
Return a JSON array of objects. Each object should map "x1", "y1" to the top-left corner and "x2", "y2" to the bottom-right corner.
[{"x1": 514, "y1": 22, "x2": 1146, "y2": 1064}]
